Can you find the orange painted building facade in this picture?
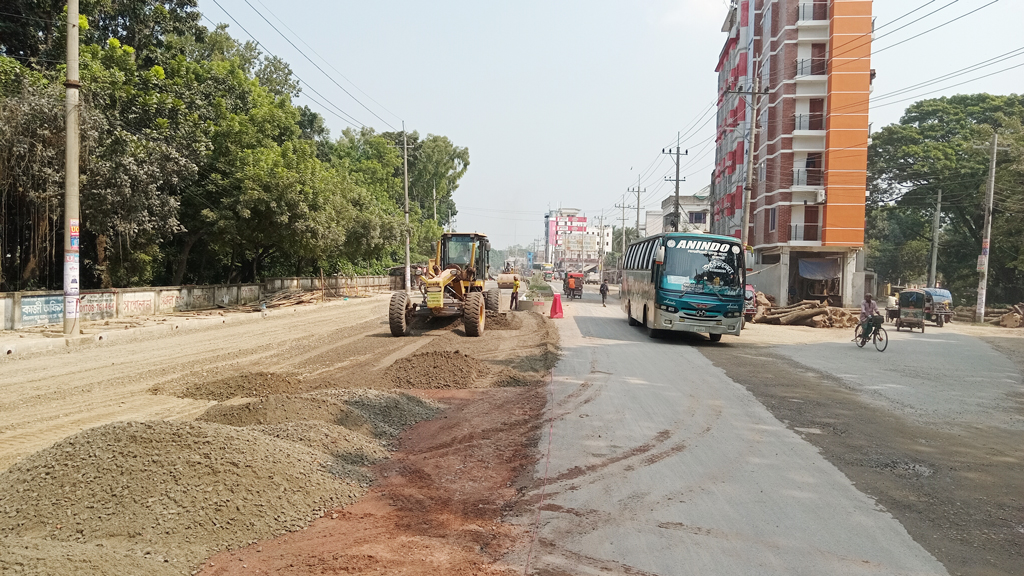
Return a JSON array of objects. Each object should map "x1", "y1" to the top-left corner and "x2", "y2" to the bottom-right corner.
[{"x1": 710, "y1": 0, "x2": 874, "y2": 306}]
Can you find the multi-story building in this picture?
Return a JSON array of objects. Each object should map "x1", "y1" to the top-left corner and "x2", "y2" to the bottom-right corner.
[
  {"x1": 711, "y1": 0, "x2": 874, "y2": 306},
  {"x1": 544, "y1": 209, "x2": 613, "y2": 269}
]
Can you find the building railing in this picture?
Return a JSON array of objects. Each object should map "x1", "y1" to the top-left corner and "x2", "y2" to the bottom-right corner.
[
  {"x1": 790, "y1": 224, "x2": 820, "y2": 242},
  {"x1": 796, "y1": 57, "x2": 827, "y2": 77},
  {"x1": 798, "y1": 2, "x2": 829, "y2": 21},
  {"x1": 793, "y1": 167, "x2": 823, "y2": 187},
  {"x1": 794, "y1": 113, "x2": 824, "y2": 131}
]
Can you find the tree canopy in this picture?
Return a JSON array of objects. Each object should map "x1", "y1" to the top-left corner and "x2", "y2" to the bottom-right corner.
[
  {"x1": 867, "y1": 93, "x2": 1024, "y2": 305},
  {"x1": 0, "y1": 3, "x2": 468, "y2": 290}
]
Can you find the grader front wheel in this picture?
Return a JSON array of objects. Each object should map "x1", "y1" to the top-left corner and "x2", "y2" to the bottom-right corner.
[
  {"x1": 389, "y1": 292, "x2": 413, "y2": 336},
  {"x1": 464, "y1": 292, "x2": 486, "y2": 337}
]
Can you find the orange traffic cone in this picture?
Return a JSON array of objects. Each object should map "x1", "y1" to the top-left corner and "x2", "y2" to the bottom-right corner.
[{"x1": 549, "y1": 293, "x2": 563, "y2": 319}]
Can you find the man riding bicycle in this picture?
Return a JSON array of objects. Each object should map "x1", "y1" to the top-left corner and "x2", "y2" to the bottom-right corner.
[{"x1": 859, "y1": 293, "x2": 882, "y2": 340}]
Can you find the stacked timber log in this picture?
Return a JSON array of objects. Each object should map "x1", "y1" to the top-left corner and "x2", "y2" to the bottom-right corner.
[
  {"x1": 246, "y1": 289, "x2": 320, "y2": 311},
  {"x1": 751, "y1": 293, "x2": 860, "y2": 328},
  {"x1": 953, "y1": 304, "x2": 1023, "y2": 327}
]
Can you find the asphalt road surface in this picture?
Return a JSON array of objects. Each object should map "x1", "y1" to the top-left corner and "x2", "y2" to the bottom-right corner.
[{"x1": 523, "y1": 285, "x2": 950, "y2": 575}]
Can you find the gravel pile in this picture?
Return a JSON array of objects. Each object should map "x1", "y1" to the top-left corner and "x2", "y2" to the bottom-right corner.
[
  {"x1": 179, "y1": 371, "x2": 305, "y2": 401},
  {"x1": 378, "y1": 351, "x2": 479, "y2": 389},
  {"x1": 0, "y1": 421, "x2": 363, "y2": 574},
  {"x1": 197, "y1": 394, "x2": 371, "y2": 433},
  {"x1": 312, "y1": 389, "x2": 440, "y2": 441}
]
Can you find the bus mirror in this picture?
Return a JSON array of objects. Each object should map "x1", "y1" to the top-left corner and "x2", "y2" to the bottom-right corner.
[{"x1": 655, "y1": 246, "x2": 665, "y2": 265}]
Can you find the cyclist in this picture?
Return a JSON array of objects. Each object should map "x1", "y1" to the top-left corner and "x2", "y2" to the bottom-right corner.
[{"x1": 859, "y1": 293, "x2": 881, "y2": 340}]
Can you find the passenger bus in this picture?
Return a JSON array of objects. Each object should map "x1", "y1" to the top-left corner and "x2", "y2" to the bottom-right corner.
[{"x1": 620, "y1": 232, "x2": 746, "y2": 341}]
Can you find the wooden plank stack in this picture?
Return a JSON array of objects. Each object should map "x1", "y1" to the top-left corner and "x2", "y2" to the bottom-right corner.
[{"x1": 751, "y1": 293, "x2": 860, "y2": 328}]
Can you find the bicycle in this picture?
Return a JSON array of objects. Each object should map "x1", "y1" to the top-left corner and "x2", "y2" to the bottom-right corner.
[{"x1": 854, "y1": 315, "x2": 888, "y2": 352}]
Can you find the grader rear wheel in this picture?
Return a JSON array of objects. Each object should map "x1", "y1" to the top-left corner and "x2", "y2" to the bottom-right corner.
[
  {"x1": 485, "y1": 288, "x2": 501, "y2": 312},
  {"x1": 389, "y1": 291, "x2": 413, "y2": 337},
  {"x1": 464, "y1": 292, "x2": 486, "y2": 337}
]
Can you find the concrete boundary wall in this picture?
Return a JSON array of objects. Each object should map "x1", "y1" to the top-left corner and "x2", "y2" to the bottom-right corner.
[
  {"x1": 0, "y1": 275, "x2": 389, "y2": 330},
  {"x1": 0, "y1": 284, "x2": 261, "y2": 330},
  {"x1": 263, "y1": 275, "x2": 390, "y2": 295}
]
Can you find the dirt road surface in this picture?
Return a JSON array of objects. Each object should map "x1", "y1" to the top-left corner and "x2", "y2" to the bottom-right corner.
[{"x1": 0, "y1": 292, "x2": 559, "y2": 575}]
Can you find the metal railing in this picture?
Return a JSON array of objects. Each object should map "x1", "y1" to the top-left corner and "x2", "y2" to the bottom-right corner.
[
  {"x1": 790, "y1": 224, "x2": 820, "y2": 242},
  {"x1": 793, "y1": 167, "x2": 823, "y2": 187},
  {"x1": 798, "y1": 2, "x2": 828, "y2": 21},
  {"x1": 796, "y1": 57, "x2": 827, "y2": 77},
  {"x1": 794, "y1": 113, "x2": 824, "y2": 131}
]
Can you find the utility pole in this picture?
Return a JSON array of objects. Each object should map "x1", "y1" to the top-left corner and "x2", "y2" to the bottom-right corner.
[
  {"x1": 928, "y1": 188, "x2": 942, "y2": 288},
  {"x1": 974, "y1": 132, "x2": 1008, "y2": 323},
  {"x1": 598, "y1": 211, "x2": 605, "y2": 274},
  {"x1": 615, "y1": 194, "x2": 637, "y2": 258},
  {"x1": 662, "y1": 132, "x2": 688, "y2": 232},
  {"x1": 629, "y1": 176, "x2": 644, "y2": 237},
  {"x1": 737, "y1": 76, "x2": 762, "y2": 250},
  {"x1": 402, "y1": 122, "x2": 411, "y2": 294},
  {"x1": 63, "y1": 0, "x2": 81, "y2": 336}
]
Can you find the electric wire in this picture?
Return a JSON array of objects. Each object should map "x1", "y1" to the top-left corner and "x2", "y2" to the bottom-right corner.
[
  {"x1": 240, "y1": 0, "x2": 397, "y2": 130},
  {"x1": 203, "y1": 4, "x2": 365, "y2": 128}
]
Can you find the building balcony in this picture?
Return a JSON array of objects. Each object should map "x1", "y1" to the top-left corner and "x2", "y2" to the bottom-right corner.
[
  {"x1": 790, "y1": 224, "x2": 821, "y2": 243},
  {"x1": 798, "y1": 2, "x2": 828, "y2": 22},
  {"x1": 794, "y1": 113, "x2": 824, "y2": 132},
  {"x1": 795, "y1": 58, "x2": 827, "y2": 77},
  {"x1": 793, "y1": 167, "x2": 823, "y2": 188}
]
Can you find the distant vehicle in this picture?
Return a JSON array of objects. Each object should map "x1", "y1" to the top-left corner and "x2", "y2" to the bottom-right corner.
[
  {"x1": 922, "y1": 288, "x2": 953, "y2": 327},
  {"x1": 563, "y1": 272, "x2": 584, "y2": 299},
  {"x1": 894, "y1": 288, "x2": 926, "y2": 333},
  {"x1": 621, "y1": 232, "x2": 746, "y2": 342},
  {"x1": 744, "y1": 284, "x2": 757, "y2": 322}
]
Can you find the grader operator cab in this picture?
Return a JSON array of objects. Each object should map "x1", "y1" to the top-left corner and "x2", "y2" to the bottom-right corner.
[{"x1": 389, "y1": 233, "x2": 501, "y2": 337}]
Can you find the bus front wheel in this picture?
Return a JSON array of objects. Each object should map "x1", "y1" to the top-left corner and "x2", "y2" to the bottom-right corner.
[{"x1": 708, "y1": 333, "x2": 723, "y2": 342}]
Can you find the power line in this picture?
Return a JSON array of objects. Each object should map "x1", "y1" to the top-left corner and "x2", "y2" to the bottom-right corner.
[
  {"x1": 203, "y1": 5, "x2": 365, "y2": 128},
  {"x1": 830, "y1": 0, "x2": 961, "y2": 61},
  {"x1": 240, "y1": 0, "x2": 398, "y2": 130}
]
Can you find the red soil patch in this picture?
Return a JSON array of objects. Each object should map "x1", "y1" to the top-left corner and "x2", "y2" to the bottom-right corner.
[{"x1": 198, "y1": 386, "x2": 546, "y2": 576}]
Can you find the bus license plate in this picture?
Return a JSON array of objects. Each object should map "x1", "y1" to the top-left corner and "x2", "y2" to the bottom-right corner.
[{"x1": 692, "y1": 326, "x2": 707, "y2": 333}]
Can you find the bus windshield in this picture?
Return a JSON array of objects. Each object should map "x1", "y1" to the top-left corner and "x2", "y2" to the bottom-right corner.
[{"x1": 660, "y1": 240, "x2": 743, "y2": 297}]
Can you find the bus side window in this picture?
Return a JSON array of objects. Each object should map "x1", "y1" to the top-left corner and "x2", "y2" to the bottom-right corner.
[{"x1": 625, "y1": 245, "x2": 634, "y2": 270}]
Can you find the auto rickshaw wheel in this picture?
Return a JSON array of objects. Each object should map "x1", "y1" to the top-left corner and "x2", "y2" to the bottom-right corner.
[{"x1": 936, "y1": 315, "x2": 944, "y2": 327}]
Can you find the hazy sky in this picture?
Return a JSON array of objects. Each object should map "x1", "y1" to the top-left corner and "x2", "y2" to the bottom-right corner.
[{"x1": 199, "y1": 0, "x2": 1024, "y2": 249}]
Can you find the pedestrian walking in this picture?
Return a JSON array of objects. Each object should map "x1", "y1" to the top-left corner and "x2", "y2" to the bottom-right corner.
[
  {"x1": 600, "y1": 279, "x2": 609, "y2": 307},
  {"x1": 510, "y1": 277, "x2": 520, "y2": 311}
]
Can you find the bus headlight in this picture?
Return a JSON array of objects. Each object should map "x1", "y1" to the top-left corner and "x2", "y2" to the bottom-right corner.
[
  {"x1": 658, "y1": 305, "x2": 678, "y2": 313},
  {"x1": 724, "y1": 311, "x2": 740, "y2": 318}
]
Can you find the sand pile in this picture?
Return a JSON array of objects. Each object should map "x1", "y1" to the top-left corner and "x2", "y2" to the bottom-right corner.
[
  {"x1": 378, "y1": 351, "x2": 480, "y2": 389},
  {"x1": 0, "y1": 421, "x2": 362, "y2": 574},
  {"x1": 312, "y1": 389, "x2": 440, "y2": 441},
  {"x1": 197, "y1": 394, "x2": 372, "y2": 434},
  {"x1": 179, "y1": 371, "x2": 304, "y2": 401}
]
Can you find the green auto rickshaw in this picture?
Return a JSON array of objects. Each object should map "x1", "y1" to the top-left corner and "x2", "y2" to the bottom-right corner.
[{"x1": 895, "y1": 289, "x2": 926, "y2": 333}]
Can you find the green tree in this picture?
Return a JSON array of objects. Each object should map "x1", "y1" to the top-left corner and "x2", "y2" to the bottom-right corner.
[{"x1": 868, "y1": 94, "x2": 1024, "y2": 304}]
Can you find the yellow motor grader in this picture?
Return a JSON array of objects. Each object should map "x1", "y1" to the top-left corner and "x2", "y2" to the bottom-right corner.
[{"x1": 389, "y1": 233, "x2": 501, "y2": 337}]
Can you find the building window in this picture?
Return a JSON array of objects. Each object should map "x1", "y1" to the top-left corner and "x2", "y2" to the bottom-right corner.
[
  {"x1": 757, "y1": 161, "x2": 766, "y2": 182},
  {"x1": 689, "y1": 212, "x2": 707, "y2": 224},
  {"x1": 769, "y1": 207, "x2": 777, "y2": 232}
]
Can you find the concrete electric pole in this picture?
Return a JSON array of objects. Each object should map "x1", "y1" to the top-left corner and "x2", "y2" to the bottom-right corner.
[
  {"x1": 662, "y1": 132, "x2": 688, "y2": 232},
  {"x1": 739, "y1": 76, "x2": 762, "y2": 250},
  {"x1": 629, "y1": 176, "x2": 644, "y2": 238},
  {"x1": 974, "y1": 132, "x2": 1008, "y2": 323},
  {"x1": 402, "y1": 122, "x2": 411, "y2": 294},
  {"x1": 63, "y1": 0, "x2": 81, "y2": 336},
  {"x1": 928, "y1": 188, "x2": 942, "y2": 288}
]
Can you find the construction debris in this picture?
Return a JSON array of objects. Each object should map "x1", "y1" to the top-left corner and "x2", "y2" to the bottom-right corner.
[{"x1": 751, "y1": 293, "x2": 860, "y2": 329}]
